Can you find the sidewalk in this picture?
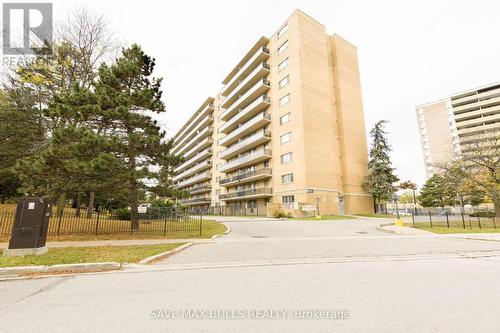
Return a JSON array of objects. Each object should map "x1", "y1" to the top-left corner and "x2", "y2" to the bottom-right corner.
[
  {"x1": 0, "y1": 238, "x2": 211, "y2": 249},
  {"x1": 377, "y1": 223, "x2": 435, "y2": 236}
]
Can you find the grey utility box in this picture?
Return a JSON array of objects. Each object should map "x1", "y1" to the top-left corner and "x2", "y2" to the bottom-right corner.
[{"x1": 5, "y1": 197, "x2": 52, "y2": 256}]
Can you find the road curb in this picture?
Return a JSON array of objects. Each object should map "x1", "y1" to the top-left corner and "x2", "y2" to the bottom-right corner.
[
  {"x1": 0, "y1": 262, "x2": 122, "y2": 278},
  {"x1": 376, "y1": 222, "x2": 399, "y2": 234},
  {"x1": 211, "y1": 223, "x2": 231, "y2": 240},
  {"x1": 138, "y1": 243, "x2": 194, "y2": 264}
]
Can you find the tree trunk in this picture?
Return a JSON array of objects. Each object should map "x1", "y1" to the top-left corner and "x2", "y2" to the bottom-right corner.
[
  {"x1": 75, "y1": 192, "x2": 82, "y2": 217},
  {"x1": 130, "y1": 177, "x2": 139, "y2": 230},
  {"x1": 493, "y1": 190, "x2": 500, "y2": 218},
  {"x1": 86, "y1": 191, "x2": 95, "y2": 219},
  {"x1": 56, "y1": 192, "x2": 66, "y2": 218}
]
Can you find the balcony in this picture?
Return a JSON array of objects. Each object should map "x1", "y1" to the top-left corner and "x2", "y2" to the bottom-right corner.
[
  {"x1": 220, "y1": 112, "x2": 271, "y2": 147},
  {"x1": 175, "y1": 172, "x2": 212, "y2": 189},
  {"x1": 174, "y1": 147, "x2": 212, "y2": 173},
  {"x1": 220, "y1": 79, "x2": 270, "y2": 121},
  {"x1": 453, "y1": 96, "x2": 500, "y2": 115},
  {"x1": 220, "y1": 95, "x2": 270, "y2": 134},
  {"x1": 174, "y1": 103, "x2": 213, "y2": 148},
  {"x1": 182, "y1": 137, "x2": 213, "y2": 161},
  {"x1": 220, "y1": 168, "x2": 272, "y2": 187},
  {"x1": 188, "y1": 184, "x2": 212, "y2": 194},
  {"x1": 219, "y1": 149, "x2": 271, "y2": 173},
  {"x1": 219, "y1": 187, "x2": 273, "y2": 201},
  {"x1": 181, "y1": 197, "x2": 211, "y2": 205},
  {"x1": 455, "y1": 114, "x2": 500, "y2": 130},
  {"x1": 172, "y1": 114, "x2": 214, "y2": 152},
  {"x1": 172, "y1": 160, "x2": 212, "y2": 182},
  {"x1": 175, "y1": 126, "x2": 214, "y2": 157},
  {"x1": 221, "y1": 44, "x2": 270, "y2": 97},
  {"x1": 221, "y1": 62, "x2": 270, "y2": 109},
  {"x1": 219, "y1": 130, "x2": 271, "y2": 160}
]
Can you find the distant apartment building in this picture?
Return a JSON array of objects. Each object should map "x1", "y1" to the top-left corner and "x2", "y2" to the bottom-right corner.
[
  {"x1": 417, "y1": 82, "x2": 500, "y2": 177},
  {"x1": 171, "y1": 10, "x2": 373, "y2": 216}
]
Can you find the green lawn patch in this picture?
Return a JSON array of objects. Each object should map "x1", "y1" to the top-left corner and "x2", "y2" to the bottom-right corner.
[
  {"x1": 289, "y1": 215, "x2": 356, "y2": 221},
  {"x1": 355, "y1": 213, "x2": 396, "y2": 218},
  {"x1": 0, "y1": 243, "x2": 185, "y2": 268},
  {"x1": 0, "y1": 219, "x2": 226, "y2": 242},
  {"x1": 412, "y1": 226, "x2": 500, "y2": 234}
]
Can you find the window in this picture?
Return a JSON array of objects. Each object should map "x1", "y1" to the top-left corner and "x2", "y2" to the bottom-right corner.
[
  {"x1": 278, "y1": 40, "x2": 288, "y2": 54},
  {"x1": 278, "y1": 58, "x2": 288, "y2": 72},
  {"x1": 282, "y1": 195, "x2": 295, "y2": 203},
  {"x1": 281, "y1": 173, "x2": 294, "y2": 184},
  {"x1": 216, "y1": 176, "x2": 221, "y2": 183},
  {"x1": 279, "y1": 94, "x2": 290, "y2": 107},
  {"x1": 280, "y1": 132, "x2": 291, "y2": 144},
  {"x1": 280, "y1": 112, "x2": 291, "y2": 125},
  {"x1": 277, "y1": 24, "x2": 288, "y2": 38},
  {"x1": 279, "y1": 75, "x2": 290, "y2": 89},
  {"x1": 281, "y1": 152, "x2": 293, "y2": 164}
]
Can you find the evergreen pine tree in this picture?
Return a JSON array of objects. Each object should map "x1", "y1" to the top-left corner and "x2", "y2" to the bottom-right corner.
[{"x1": 363, "y1": 120, "x2": 400, "y2": 212}]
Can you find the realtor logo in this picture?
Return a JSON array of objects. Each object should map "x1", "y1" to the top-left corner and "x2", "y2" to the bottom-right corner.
[{"x1": 2, "y1": 3, "x2": 52, "y2": 55}]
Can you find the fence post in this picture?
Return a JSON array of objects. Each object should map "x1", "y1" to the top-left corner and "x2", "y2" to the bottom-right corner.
[
  {"x1": 411, "y1": 212, "x2": 415, "y2": 227},
  {"x1": 95, "y1": 209, "x2": 101, "y2": 236},
  {"x1": 199, "y1": 213, "x2": 203, "y2": 236},
  {"x1": 429, "y1": 211, "x2": 433, "y2": 228},
  {"x1": 461, "y1": 212, "x2": 466, "y2": 229},
  {"x1": 445, "y1": 211, "x2": 450, "y2": 228},
  {"x1": 56, "y1": 209, "x2": 64, "y2": 237},
  {"x1": 477, "y1": 216, "x2": 481, "y2": 229},
  {"x1": 163, "y1": 215, "x2": 167, "y2": 237}
]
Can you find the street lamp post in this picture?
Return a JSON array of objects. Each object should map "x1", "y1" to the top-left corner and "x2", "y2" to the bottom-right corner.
[{"x1": 393, "y1": 193, "x2": 400, "y2": 220}]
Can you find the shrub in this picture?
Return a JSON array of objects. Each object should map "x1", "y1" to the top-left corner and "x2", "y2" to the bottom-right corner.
[
  {"x1": 469, "y1": 211, "x2": 495, "y2": 218},
  {"x1": 113, "y1": 208, "x2": 131, "y2": 220},
  {"x1": 273, "y1": 210, "x2": 287, "y2": 218}
]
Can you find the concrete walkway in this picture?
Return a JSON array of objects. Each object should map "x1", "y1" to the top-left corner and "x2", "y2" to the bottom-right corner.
[{"x1": 0, "y1": 238, "x2": 209, "y2": 249}]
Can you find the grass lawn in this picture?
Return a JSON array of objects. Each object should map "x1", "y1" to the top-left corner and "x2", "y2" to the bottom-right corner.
[
  {"x1": 355, "y1": 213, "x2": 397, "y2": 218},
  {"x1": 289, "y1": 215, "x2": 356, "y2": 221},
  {"x1": 412, "y1": 226, "x2": 500, "y2": 234},
  {"x1": 0, "y1": 219, "x2": 227, "y2": 242},
  {"x1": 0, "y1": 243, "x2": 185, "y2": 268}
]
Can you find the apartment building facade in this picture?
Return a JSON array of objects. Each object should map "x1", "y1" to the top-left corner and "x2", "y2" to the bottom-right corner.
[
  {"x1": 416, "y1": 82, "x2": 500, "y2": 177},
  {"x1": 171, "y1": 10, "x2": 373, "y2": 216}
]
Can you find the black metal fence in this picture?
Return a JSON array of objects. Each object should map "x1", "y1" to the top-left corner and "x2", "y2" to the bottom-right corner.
[
  {"x1": 189, "y1": 204, "x2": 263, "y2": 217},
  {"x1": 410, "y1": 210, "x2": 497, "y2": 230},
  {"x1": 0, "y1": 208, "x2": 203, "y2": 238}
]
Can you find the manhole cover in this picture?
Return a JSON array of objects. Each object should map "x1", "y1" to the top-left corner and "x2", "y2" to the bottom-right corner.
[
  {"x1": 252, "y1": 235, "x2": 267, "y2": 238},
  {"x1": 356, "y1": 231, "x2": 368, "y2": 234}
]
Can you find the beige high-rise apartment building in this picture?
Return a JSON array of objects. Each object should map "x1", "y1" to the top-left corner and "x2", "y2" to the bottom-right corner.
[
  {"x1": 417, "y1": 82, "x2": 500, "y2": 178},
  {"x1": 171, "y1": 10, "x2": 373, "y2": 216}
]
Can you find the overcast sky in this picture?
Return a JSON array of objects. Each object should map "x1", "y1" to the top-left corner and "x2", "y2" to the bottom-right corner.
[{"x1": 42, "y1": 0, "x2": 500, "y2": 185}]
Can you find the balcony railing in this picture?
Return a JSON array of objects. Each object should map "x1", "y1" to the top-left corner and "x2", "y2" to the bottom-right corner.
[
  {"x1": 219, "y1": 149, "x2": 272, "y2": 173},
  {"x1": 220, "y1": 112, "x2": 271, "y2": 147},
  {"x1": 221, "y1": 46, "x2": 270, "y2": 97},
  {"x1": 175, "y1": 172, "x2": 212, "y2": 189},
  {"x1": 188, "y1": 184, "x2": 212, "y2": 194},
  {"x1": 221, "y1": 62, "x2": 270, "y2": 109},
  {"x1": 219, "y1": 187, "x2": 272, "y2": 200},
  {"x1": 175, "y1": 126, "x2": 214, "y2": 157},
  {"x1": 174, "y1": 147, "x2": 212, "y2": 173},
  {"x1": 172, "y1": 160, "x2": 212, "y2": 182},
  {"x1": 220, "y1": 168, "x2": 272, "y2": 186},
  {"x1": 220, "y1": 79, "x2": 270, "y2": 121},
  {"x1": 220, "y1": 95, "x2": 270, "y2": 134},
  {"x1": 174, "y1": 104, "x2": 213, "y2": 147},
  {"x1": 181, "y1": 197, "x2": 211, "y2": 205},
  {"x1": 219, "y1": 130, "x2": 271, "y2": 160},
  {"x1": 173, "y1": 114, "x2": 213, "y2": 153}
]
